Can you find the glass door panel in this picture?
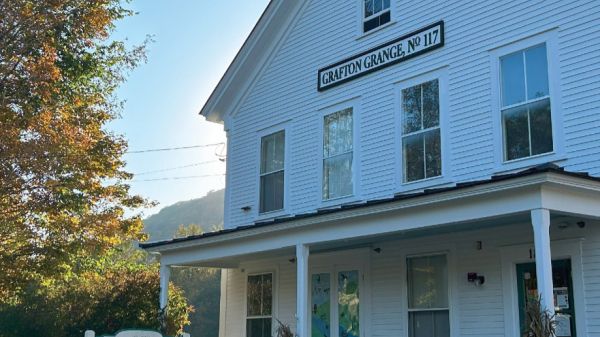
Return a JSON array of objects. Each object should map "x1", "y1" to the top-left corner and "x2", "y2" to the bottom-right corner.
[
  {"x1": 312, "y1": 273, "x2": 331, "y2": 337},
  {"x1": 338, "y1": 270, "x2": 360, "y2": 337}
]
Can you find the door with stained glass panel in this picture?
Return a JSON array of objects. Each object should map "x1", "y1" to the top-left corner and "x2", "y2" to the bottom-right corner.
[{"x1": 310, "y1": 268, "x2": 362, "y2": 337}]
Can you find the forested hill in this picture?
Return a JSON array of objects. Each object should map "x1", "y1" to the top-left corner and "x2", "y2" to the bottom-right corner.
[{"x1": 144, "y1": 189, "x2": 224, "y2": 241}]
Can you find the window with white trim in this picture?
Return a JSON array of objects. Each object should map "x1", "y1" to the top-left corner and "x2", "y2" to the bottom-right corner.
[
  {"x1": 407, "y1": 254, "x2": 450, "y2": 337},
  {"x1": 363, "y1": 0, "x2": 391, "y2": 33},
  {"x1": 500, "y1": 43, "x2": 553, "y2": 161},
  {"x1": 247, "y1": 273, "x2": 273, "y2": 337},
  {"x1": 323, "y1": 108, "x2": 353, "y2": 200},
  {"x1": 401, "y1": 79, "x2": 442, "y2": 183},
  {"x1": 260, "y1": 131, "x2": 285, "y2": 213}
]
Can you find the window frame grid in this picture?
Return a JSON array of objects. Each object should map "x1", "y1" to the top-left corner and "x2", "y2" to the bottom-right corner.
[
  {"x1": 489, "y1": 29, "x2": 563, "y2": 172},
  {"x1": 362, "y1": 0, "x2": 392, "y2": 33},
  {"x1": 406, "y1": 253, "x2": 451, "y2": 337},
  {"x1": 258, "y1": 129, "x2": 286, "y2": 215},
  {"x1": 363, "y1": 0, "x2": 391, "y2": 21},
  {"x1": 245, "y1": 272, "x2": 275, "y2": 337},
  {"x1": 499, "y1": 44, "x2": 552, "y2": 162},
  {"x1": 321, "y1": 106, "x2": 356, "y2": 202},
  {"x1": 401, "y1": 80, "x2": 442, "y2": 183}
]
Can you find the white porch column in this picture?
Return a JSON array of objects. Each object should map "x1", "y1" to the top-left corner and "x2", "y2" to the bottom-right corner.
[
  {"x1": 296, "y1": 244, "x2": 310, "y2": 337},
  {"x1": 159, "y1": 262, "x2": 171, "y2": 310},
  {"x1": 531, "y1": 208, "x2": 555, "y2": 315}
]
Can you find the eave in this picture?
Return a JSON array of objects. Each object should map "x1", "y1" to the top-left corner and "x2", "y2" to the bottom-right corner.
[{"x1": 199, "y1": 0, "x2": 306, "y2": 125}]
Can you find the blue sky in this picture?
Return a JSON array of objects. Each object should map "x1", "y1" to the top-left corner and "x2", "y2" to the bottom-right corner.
[{"x1": 110, "y1": 1, "x2": 270, "y2": 215}]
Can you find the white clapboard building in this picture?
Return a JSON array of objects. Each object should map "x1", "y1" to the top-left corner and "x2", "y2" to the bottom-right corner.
[{"x1": 141, "y1": 1, "x2": 600, "y2": 337}]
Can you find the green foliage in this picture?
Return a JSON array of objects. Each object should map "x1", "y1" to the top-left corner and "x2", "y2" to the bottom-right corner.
[
  {"x1": 144, "y1": 190, "x2": 225, "y2": 241},
  {"x1": 171, "y1": 267, "x2": 221, "y2": 337},
  {"x1": 0, "y1": 248, "x2": 192, "y2": 337}
]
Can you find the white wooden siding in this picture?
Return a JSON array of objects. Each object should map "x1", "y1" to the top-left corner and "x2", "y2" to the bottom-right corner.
[
  {"x1": 220, "y1": 220, "x2": 600, "y2": 337},
  {"x1": 224, "y1": 0, "x2": 600, "y2": 229}
]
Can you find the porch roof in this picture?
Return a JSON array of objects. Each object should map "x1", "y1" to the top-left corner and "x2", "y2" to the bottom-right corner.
[{"x1": 140, "y1": 163, "x2": 600, "y2": 253}]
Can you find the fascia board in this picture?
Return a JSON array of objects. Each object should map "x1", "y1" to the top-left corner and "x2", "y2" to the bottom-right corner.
[{"x1": 200, "y1": 1, "x2": 305, "y2": 124}]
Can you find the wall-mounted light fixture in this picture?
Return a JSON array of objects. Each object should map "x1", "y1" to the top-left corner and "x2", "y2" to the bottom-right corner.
[
  {"x1": 241, "y1": 206, "x2": 251, "y2": 212},
  {"x1": 467, "y1": 272, "x2": 485, "y2": 286}
]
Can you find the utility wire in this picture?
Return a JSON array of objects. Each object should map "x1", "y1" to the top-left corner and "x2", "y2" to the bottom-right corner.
[
  {"x1": 133, "y1": 160, "x2": 222, "y2": 176},
  {"x1": 126, "y1": 142, "x2": 225, "y2": 154},
  {"x1": 131, "y1": 173, "x2": 225, "y2": 182}
]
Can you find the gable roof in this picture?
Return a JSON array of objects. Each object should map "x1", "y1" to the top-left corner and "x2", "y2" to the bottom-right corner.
[{"x1": 199, "y1": 0, "x2": 307, "y2": 124}]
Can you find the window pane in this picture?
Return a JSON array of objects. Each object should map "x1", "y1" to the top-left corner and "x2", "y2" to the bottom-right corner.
[
  {"x1": 247, "y1": 318, "x2": 272, "y2": 337},
  {"x1": 338, "y1": 271, "x2": 360, "y2": 337},
  {"x1": 323, "y1": 153, "x2": 353, "y2": 200},
  {"x1": 364, "y1": 17, "x2": 379, "y2": 32},
  {"x1": 422, "y1": 80, "x2": 440, "y2": 129},
  {"x1": 403, "y1": 133, "x2": 425, "y2": 182},
  {"x1": 402, "y1": 85, "x2": 422, "y2": 134},
  {"x1": 501, "y1": 51, "x2": 526, "y2": 107},
  {"x1": 364, "y1": 0, "x2": 373, "y2": 17},
  {"x1": 247, "y1": 275, "x2": 263, "y2": 316},
  {"x1": 260, "y1": 171, "x2": 284, "y2": 213},
  {"x1": 503, "y1": 105, "x2": 530, "y2": 161},
  {"x1": 424, "y1": 129, "x2": 442, "y2": 179},
  {"x1": 529, "y1": 98, "x2": 553, "y2": 155},
  {"x1": 261, "y1": 131, "x2": 285, "y2": 174},
  {"x1": 379, "y1": 10, "x2": 391, "y2": 25},
  {"x1": 312, "y1": 273, "x2": 331, "y2": 337},
  {"x1": 261, "y1": 274, "x2": 273, "y2": 316},
  {"x1": 383, "y1": 0, "x2": 390, "y2": 10},
  {"x1": 408, "y1": 255, "x2": 448, "y2": 309},
  {"x1": 409, "y1": 311, "x2": 450, "y2": 337},
  {"x1": 324, "y1": 108, "x2": 353, "y2": 157},
  {"x1": 525, "y1": 44, "x2": 549, "y2": 100},
  {"x1": 374, "y1": 0, "x2": 382, "y2": 13}
]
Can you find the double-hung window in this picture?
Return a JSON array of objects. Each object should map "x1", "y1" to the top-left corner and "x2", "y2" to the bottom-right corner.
[
  {"x1": 407, "y1": 255, "x2": 450, "y2": 337},
  {"x1": 401, "y1": 79, "x2": 442, "y2": 183},
  {"x1": 363, "y1": 0, "x2": 391, "y2": 33},
  {"x1": 247, "y1": 273, "x2": 273, "y2": 337},
  {"x1": 260, "y1": 131, "x2": 285, "y2": 213},
  {"x1": 323, "y1": 108, "x2": 353, "y2": 200},
  {"x1": 500, "y1": 43, "x2": 553, "y2": 161}
]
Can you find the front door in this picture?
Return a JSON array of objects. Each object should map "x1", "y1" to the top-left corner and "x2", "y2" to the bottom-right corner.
[
  {"x1": 516, "y1": 259, "x2": 576, "y2": 337},
  {"x1": 311, "y1": 269, "x2": 362, "y2": 337}
]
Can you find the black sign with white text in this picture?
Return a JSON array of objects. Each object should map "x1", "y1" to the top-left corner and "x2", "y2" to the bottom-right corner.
[{"x1": 318, "y1": 21, "x2": 444, "y2": 91}]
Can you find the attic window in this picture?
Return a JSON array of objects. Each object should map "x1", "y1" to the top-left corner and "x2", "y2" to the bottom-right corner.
[{"x1": 363, "y1": 0, "x2": 391, "y2": 33}]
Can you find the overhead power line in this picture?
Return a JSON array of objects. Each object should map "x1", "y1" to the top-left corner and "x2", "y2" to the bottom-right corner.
[
  {"x1": 131, "y1": 173, "x2": 225, "y2": 182},
  {"x1": 126, "y1": 142, "x2": 225, "y2": 154},
  {"x1": 133, "y1": 160, "x2": 222, "y2": 176}
]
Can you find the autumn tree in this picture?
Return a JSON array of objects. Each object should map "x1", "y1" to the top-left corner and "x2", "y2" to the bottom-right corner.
[{"x1": 0, "y1": 0, "x2": 149, "y2": 296}]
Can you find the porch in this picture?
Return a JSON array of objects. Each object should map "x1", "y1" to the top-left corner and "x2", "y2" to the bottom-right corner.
[{"x1": 142, "y1": 167, "x2": 600, "y2": 337}]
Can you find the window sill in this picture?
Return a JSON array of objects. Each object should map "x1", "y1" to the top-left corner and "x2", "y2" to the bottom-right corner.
[
  {"x1": 397, "y1": 175, "x2": 453, "y2": 194},
  {"x1": 255, "y1": 209, "x2": 290, "y2": 222},
  {"x1": 494, "y1": 152, "x2": 567, "y2": 175},
  {"x1": 319, "y1": 195, "x2": 362, "y2": 210},
  {"x1": 356, "y1": 20, "x2": 397, "y2": 41}
]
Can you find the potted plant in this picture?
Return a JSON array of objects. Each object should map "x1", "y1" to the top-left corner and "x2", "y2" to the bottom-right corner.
[
  {"x1": 525, "y1": 296, "x2": 556, "y2": 337},
  {"x1": 275, "y1": 319, "x2": 295, "y2": 337}
]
